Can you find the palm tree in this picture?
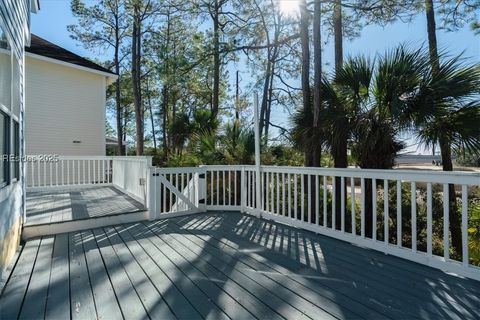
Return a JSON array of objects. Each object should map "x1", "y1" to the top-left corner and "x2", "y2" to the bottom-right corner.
[
  {"x1": 404, "y1": 55, "x2": 480, "y2": 257},
  {"x1": 297, "y1": 46, "x2": 425, "y2": 235}
]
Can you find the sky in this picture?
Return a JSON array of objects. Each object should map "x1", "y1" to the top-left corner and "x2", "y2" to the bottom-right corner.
[{"x1": 31, "y1": 0, "x2": 480, "y2": 154}]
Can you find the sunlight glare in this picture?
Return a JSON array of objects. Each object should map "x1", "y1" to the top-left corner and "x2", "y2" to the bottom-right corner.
[{"x1": 279, "y1": 0, "x2": 299, "y2": 16}]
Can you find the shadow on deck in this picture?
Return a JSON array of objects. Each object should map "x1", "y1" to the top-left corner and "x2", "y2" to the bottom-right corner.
[
  {"x1": 2, "y1": 212, "x2": 479, "y2": 319},
  {"x1": 25, "y1": 185, "x2": 146, "y2": 226}
]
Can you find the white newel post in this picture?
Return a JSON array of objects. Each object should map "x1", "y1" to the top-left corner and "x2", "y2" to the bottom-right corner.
[
  {"x1": 197, "y1": 166, "x2": 207, "y2": 212},
  {"x1": 147, "y1": 167, "x2": 159, "y2": 220}
]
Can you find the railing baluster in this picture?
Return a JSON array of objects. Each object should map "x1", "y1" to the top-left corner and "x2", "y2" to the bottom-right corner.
[
  {"x1": 276, "y1": 172, "x2": 280, "y2": 215},
  {"x1": 43, "y1": 160, "x2": 46, "y2": 187},
  {"x1": 174, "y1": 173, "x2": 180, "y2": 211},
  {"x1": 351, "y1": 177, "x2": 355, "y2": 235},
  {"x1": 373, "y1": 179, "x2": 377, "y2": 241},
  {"x1": 300, "y1": 173, "x2": 304, "y2": 221},
  {"x1": 384, "y1": 179, "x2": 388, "y2": 245},
  {"x1": 49, "y1": 162, "x2": 52, "y2": 186},
  {"x1": 266, "y1": 171, "x2": 269, "y2": 212},
  {"x1": 210, "y1": 170, "x2": 214, "y2": 206},
  {"x1": 323, "y1": 176, "x2": 327, "y2": 228},
  {"x1": 443, "y1": 183, "x2": 449, "y2": 261},
  {"x1": 308, "y1": 174, "x2": 312, "y2": 223},
  {"x1": 222, "y1": 170, "x2": 226, "y2": 206},
  {"x1": 234, "y1": 170, "x2": 237, "y2": 206},
  {"x1": 341, "y1": 177, "x2": 345, "y2": 232},
  {"x1": 30, "y1": 161, "x2": 34, "y2": 187},
  {"x1": 271, "y1": 172, "x2": 275, "y2": 213},
  {"x1": 315, "y1": 175, "x2": 319, "y2": 225},
  {"x1": 67, "y1": 160, "x2": 70, "y2": 186},
  {"x1": 294, "y1": 174, "x2": 298, "y2": 220},
  {"x1": 288, "y1": 173, "x2": 291, "y2": 218},
  {"x1": 282, "y1": 173, "x2": 286, "y2": 216},
  {"x1": 397, "y1": 180, "x2": 402, "y2": 247},
  {"x1": 169, "y1": 173, "x2": 173, "y2": 210},
  {"x1": 361, "y1": 178, "x2": 365, "y2": 238},
  {"x1": 427, "y1": 182, "x2": 433, "y2": 256},
  {"x1": 228, "y1": 170, "x2": 231, "y2": 206},
  {"x1": 55, "y1": 161, "x2": 58, "y2": 186},
  {"x1": 462, "y1": 185, "x2": 468, "y2": 266},
  {"x1": 216, "y1": 171, "x2": 220, "y2": 206},
  {"x1": 411, "y1": 181, "x2": 417, "y2": 252},
  {"x1": 332, "y1": 177, "x2": 336, "y2": 230}
]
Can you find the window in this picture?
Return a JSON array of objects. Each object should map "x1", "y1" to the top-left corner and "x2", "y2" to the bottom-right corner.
[
  {"x1": 13, "y1": 121, "x2": 19, "y2": 180},
  {"x1": 0, "y1": 28, "x2": 8, "y2": 49},
  {"x1": 0, "y1": 111, "x2": 9, "y2": 187}
]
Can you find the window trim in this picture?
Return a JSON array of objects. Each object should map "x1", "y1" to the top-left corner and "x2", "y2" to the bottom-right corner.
[
  {"x1": 0, "y1": 110, "x2": 9, "y2": 189},
  {"x1": 12, "y1": 120, "x2": 19, "y2": 182}
]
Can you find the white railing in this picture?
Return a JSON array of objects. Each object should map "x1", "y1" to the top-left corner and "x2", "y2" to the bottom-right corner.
[
  {"x1": 26, "y1": 156, "x2": 151, "y2": 205},
  {"x1": 148, "y1": 164, "x2": 480, "y2": 280},
  {"x1": 26, "y1": 156, "x2": 113, "y2": 187},
  {"x1": 26, "y1": 158, "x2": 480, "y2": 280}
]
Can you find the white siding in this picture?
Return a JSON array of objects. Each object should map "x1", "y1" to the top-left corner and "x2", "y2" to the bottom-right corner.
[
  {"x1": 0, "y1": 0, "x2": 30, "y2": 282},
  {"x1": 25, "y1": 56, "x2": 107, "y2": 156}
]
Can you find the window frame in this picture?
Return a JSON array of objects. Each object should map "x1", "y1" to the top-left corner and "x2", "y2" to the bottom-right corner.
[
  {"x1": 13, "y1": 119, "x2": 19, "y2": 181},
  {"x1": 0, "y1": 109, "x2": 9, "y2": 188}
]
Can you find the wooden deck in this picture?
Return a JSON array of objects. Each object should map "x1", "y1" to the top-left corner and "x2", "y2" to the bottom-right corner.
[
  {"x1": 2, "y1": 212, "x2": 479, "y2": 320},
  {"x1": 25, "y1": 186, "x2": 145, "y2": 226}
]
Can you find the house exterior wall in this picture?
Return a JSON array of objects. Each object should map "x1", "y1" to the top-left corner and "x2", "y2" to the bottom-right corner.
[
  {"x1": 0, "y1": 0, "x2": 31, "y2": 282},
  {"x1": 25, "y1": 56, "x2": 107, "y2": 156}
]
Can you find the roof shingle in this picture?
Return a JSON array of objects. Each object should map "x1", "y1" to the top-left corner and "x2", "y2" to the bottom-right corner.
[{"x1": 26, "y1": 34, "x2": 116, "y2": 76}]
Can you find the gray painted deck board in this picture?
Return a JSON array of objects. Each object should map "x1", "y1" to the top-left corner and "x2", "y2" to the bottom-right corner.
[
  {"x1": 156, "y1": 220, "x2": 362, "y2": 319},
  {"x1": 68, "y1": 233, "x2": 97, "y2": 320},
  {"x1": 129, "y1": 223, "x2": 231, "y2": 320},
  {"x1": 180, "y1": 213, "x2": 472, "y2": 320},
  {"x1": 80, "y1": 230, "x2": 123, "y2": 320},
  {"x1": 116, "y1": 224, "x2": 202, "y2": 320},
  {"x1": 205, "y1": 213, "x2": 480, "y2": 315},
  {"x1": 0, "y1": 239, "x2": 40, "y2": 320},
  {"x1": 103, "y1": 226, "x2": 177, "y2": 320},
  {"x1": 91, "y1": 228, "x2": 147, "y2": 320},
  {"x1": 2, "y1": 212, "x2": 479, "y2": 320},
  {"x1": 148, "y1": 221, "x2": 334, "y2": 320},
  {"x1": 18, "y1": 237, "x2": 54, "y2": 320},
  {"x1": 45, "y1": 234, "x2": 71, "y2": 320},
  {"x1": 26, "y1": 186, "x2": 145, "y2": 226},
  {"x1": 139, "y1": 222, "x2": 269, "y2": 320}
]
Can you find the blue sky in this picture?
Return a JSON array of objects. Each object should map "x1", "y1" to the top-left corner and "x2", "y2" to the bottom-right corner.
[{"x1": 31, "y1": 0, "x2": 479, "y2": 154}]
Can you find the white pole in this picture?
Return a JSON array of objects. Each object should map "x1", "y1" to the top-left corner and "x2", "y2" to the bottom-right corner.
[{"x1": 254, "y1": 93, "x2": 262, "y2": 217}]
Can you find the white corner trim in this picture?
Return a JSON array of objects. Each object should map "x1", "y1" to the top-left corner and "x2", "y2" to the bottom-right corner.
[{"x1": 25, "y1": 52, "x2": 118, "y2": 81}]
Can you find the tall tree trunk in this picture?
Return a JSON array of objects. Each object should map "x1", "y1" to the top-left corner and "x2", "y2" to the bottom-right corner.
[
  {"x1": 260, "y1": 55, "x2": 271, "y2": 141},
  {"x1": 300, "y1": 0, "x2": 312, "y2": 167},
  {"x1": 146, "y1": 80, "x2": 157, "y2": 150},
  {"x1": 425, "y1": 0, "x2": 440, "y2": 76},
  {"x1": 114, "y1": 61, "x2": 124, "y2": 155},
  {"x1": 334, "y1": 0, "x2": 343, "y2": 72},
  {"x1": 161, "y1": 86, "x2": 168, "y2": 156},
  {"x1": 333, "y1": 0, "x2": 345, "y2": 229},
  {"x1": 114, "y1": 15, "x2": 124, "y2": 156},
  {"x1": 440, "y1": 138, "x2": 463, "y2": 258},
  {"x1": 132, "y1": 5, "x2": 143, "y2": 155},
  {"x1": 212, "y1": 0, "x2": 220, "y2": 119},
  {"x1": 312, "y1": 0, "x2": 322, "y2": 167},
  {"x1": 425, "y1": 0, "x2": 461, "y2": 257}
]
